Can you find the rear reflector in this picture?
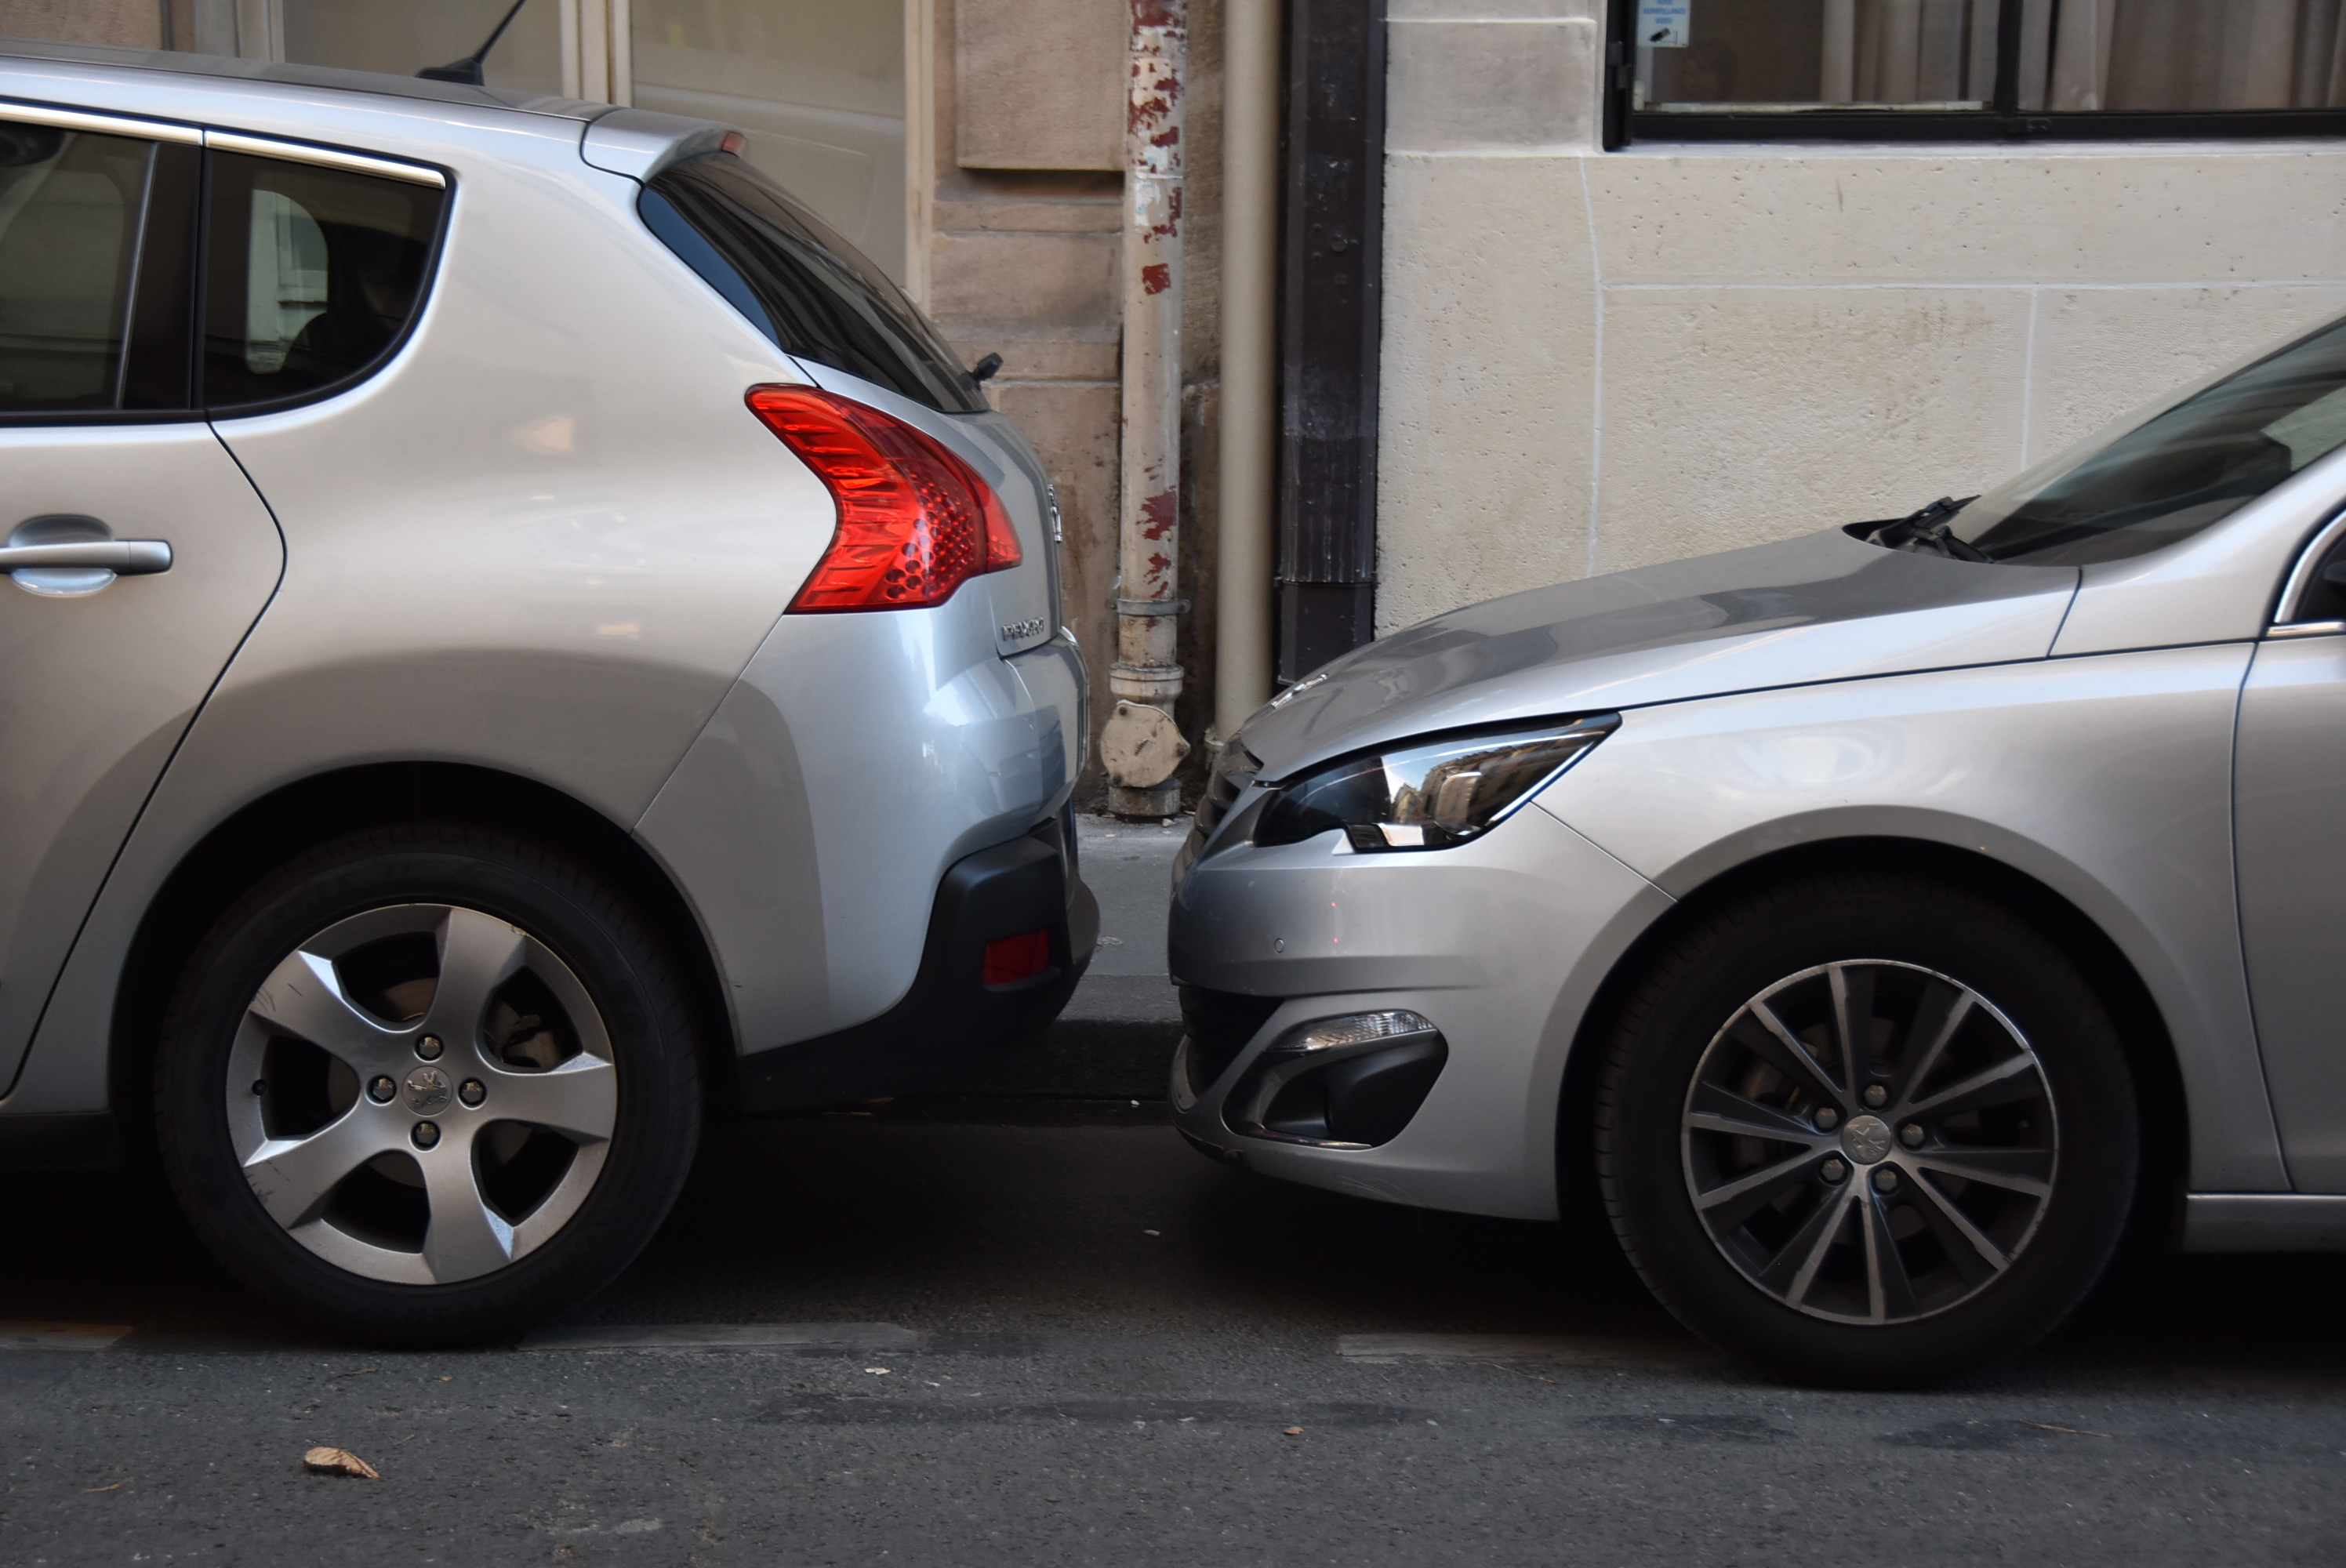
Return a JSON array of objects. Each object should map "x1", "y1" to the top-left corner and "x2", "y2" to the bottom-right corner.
[
  {"x1": 746, "y1": 384, "x2": 1022, "y2": 613},
  {"x1": 981, "y1": 928, "x2": 1051, "y2": 986}
]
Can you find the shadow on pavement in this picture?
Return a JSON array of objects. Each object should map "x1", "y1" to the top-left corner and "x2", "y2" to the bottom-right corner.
[{"x1": 6, "y1": 1115, "x2": 2346, "y2": 1391}]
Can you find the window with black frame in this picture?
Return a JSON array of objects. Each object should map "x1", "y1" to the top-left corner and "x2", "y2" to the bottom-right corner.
[{"x1": 1614, "y1": 0, "x2": 2346, "y2": 143}]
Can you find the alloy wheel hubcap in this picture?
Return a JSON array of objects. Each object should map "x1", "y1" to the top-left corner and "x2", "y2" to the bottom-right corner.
[
  {"x1": 1679, "y1": 960, "x2": 2059, "y2": 1325},
  {"x1": 226, "y1": 903, "x2": 618, "y2": 1286}
]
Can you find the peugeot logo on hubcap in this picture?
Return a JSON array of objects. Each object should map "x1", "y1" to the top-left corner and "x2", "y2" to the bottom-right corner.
[
  {"x1": 404, "y1": 1065, "x2": 452, "y2": 1116},
  {"x1": 1840, "y1": 1113, "x2": 1894, "y2": 1165}
]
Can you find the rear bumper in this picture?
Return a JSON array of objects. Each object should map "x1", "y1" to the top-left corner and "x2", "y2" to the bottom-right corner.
[{"x1": 736, "y1": 814, "x2": 1098, "y2": 1111}]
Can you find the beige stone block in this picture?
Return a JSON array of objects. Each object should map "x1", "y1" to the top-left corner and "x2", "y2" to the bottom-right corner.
[
  {"x1": 950, "y1": 336, "x2": 1120, "y2": 380},
  {"x1": 0, "y1": 0, "x2": 159, "y2": 46},
  {"x1": 1376, "y1": 157, "x2": 1597, "y2": 633},
  {"x1": 2026, "y1": 285, "x2": 2346, "y2": 463},
  {"x1": 931, "y1": 196, "x2": 1123, "y2": 233},
  {"x1": 1592, "y1": 288, "x2": 2029, "y2": 575},
  {"x1": 1588, "y1": 146, "x2": 2346, "y2": 288},
  {"x1": 1386, "y1": 19, "x2": 1601, "y2": 155},
  {"x1": 955, "y1": 0, "x2": 1124, "y2": 170},
  {"x1": 927, "y1": 230, "x2": 1120, "y2": 336}
]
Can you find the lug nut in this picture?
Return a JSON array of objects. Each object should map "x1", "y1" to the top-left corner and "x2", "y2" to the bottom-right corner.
[
  {"x1": 1862, "y1": 1084, "x2": 1888, "y2": 1109},
  {"x1": 252, "y1": 1079, "x2": 267, "y2": 1097},
  {"x1": 1899, "y1": 1122, "x2": 1924, "y2": 1149},
  {"x1": 1814, "y1": 1106, "x2": 1841, "y2": 1131},
  {"x1": 459, "y1": 1079, "x2": 485, "y2": 1108},
  {"x1": 1872, "y1": 1167, "x2": 1899, "y2": 1193},
  {"x1": 412, "y1": 1121, "x2": 440, "y2": 1151},
  {"x1": 416, "y1": 1035, "x2": 444, "y2": 1062},
  {"x1": 367, "y1": 1076, "x2": 396, "y2": 1104},
  {"x1": 1821, "y1": 1159, "x2": 1848, "y2": 1185}
]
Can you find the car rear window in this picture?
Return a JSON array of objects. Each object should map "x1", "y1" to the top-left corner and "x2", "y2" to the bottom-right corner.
[
  {"x1": 202, "y1": 151, "x2": 446, "y2": 412},
  {"x1": 641, "y1": 151, "x2": 986, "y2": 415}
]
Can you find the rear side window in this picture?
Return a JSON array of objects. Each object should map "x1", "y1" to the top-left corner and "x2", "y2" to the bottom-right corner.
[
  {"x1": 641, "y1": 152, "x2": 985, "y2": 415},
  {"x1": 202, "y1": 152, "x2": 445, "y2": 411},
  {"x1": 0, "y1": 122, "x2": 155, "y2": 412}
]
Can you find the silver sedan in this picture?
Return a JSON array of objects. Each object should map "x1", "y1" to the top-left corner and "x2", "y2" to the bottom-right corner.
[{"x1": 1171, "y1": 306, "x2": 2346, "y2": 1385}]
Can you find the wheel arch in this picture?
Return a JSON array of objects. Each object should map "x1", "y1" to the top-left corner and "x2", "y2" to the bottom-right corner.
[
  {"x1": 108, "y1": 762, "x2": 740, "y2": 1149},
  {"x1": 1553, "y1": 835, "x2": 2190, "y2": 1242}
]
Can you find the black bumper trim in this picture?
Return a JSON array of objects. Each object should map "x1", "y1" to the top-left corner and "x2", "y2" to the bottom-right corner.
[{"x1": 735, "y1": 817, "x2": 1098, "y2": 1112}]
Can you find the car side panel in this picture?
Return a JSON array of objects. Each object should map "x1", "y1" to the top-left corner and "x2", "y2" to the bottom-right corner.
[
  {"x1": 3, "y1": 114, "x2": 831, "y2": 1114},
  {"x1": 1538, "y1": 644, "x2": 2282, "y2": 1192}
]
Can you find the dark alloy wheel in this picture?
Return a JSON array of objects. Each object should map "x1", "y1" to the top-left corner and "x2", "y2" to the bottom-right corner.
[
  {"x1": 1595, "y1": 874, "x2": 2138, "y2": 1387},
  {"x1": 155, "y1": 825, "x2": 701, "y2": 1345}
]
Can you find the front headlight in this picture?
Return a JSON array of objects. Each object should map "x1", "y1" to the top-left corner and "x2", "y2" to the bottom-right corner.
[{"x1": 1254, "y1": 713, "x2": 1618, "y2": 852}]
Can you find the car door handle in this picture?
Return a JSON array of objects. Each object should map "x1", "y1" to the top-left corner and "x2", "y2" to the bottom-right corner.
[{"x1": 0, "y1": 539, "x2": 172, "y2": 573}]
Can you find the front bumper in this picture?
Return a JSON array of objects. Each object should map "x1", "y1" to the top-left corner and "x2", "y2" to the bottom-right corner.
[
  {"x1": 737, "y1": 811, "x2": 1098, "y2": 1111},
  {"x1": 1166, "y1": 795, "x2": 1670, "y2": 1221}
]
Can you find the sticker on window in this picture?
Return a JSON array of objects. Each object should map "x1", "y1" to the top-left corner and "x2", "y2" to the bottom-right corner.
[{"x1": 1636, "y1": 0, "x2": 1690, "y2": 47}]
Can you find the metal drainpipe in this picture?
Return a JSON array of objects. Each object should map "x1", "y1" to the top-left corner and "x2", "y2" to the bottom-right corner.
[
  {"x1": 1211, "y1": 0, "x2": 1279, "y2": 753},
  {"x1": 1101, "y1": 0, "x2": 1191, "y2": 819}
]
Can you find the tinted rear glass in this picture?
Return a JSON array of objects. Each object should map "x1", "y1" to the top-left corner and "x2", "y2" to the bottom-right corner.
[
  {"x1": 642, "y1": 152, "x2": 985, "y2": 415},
  {"x1": 202, "y1": 151, "x2": 445, "y2": 412}
]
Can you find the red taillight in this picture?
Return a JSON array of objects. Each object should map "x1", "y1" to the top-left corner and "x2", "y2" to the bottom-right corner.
[
  {"x1": 981, "y1": 928, "x2": 1051, "y2": 986},
  {"x1": 746, "y1": 384, "x2": 1022, "y2": 613}
]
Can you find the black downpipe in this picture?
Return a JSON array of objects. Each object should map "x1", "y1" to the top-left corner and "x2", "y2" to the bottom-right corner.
[{"x1": 1276, "y1": 0, "x2": 1387, "y2": 684}]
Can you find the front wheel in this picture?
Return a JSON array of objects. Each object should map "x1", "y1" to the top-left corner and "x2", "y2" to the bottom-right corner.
[
  {"x1": 1595, "y1": 874, "x2": 2137, "y2": 1387},
  {"x1": 155, "y1": 825, "x2": 701, "y2": 1345}
]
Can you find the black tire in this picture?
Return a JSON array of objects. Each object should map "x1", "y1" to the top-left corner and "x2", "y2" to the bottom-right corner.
[
  {"x1": 1594, "y1": 873, "x2": 2137, "y2": 1388},
  {"x1": 155, "y1": 824, "x2": 701, "y2": 1345}
]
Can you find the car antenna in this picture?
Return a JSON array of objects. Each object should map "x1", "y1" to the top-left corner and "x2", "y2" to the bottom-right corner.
[{"x1": 418, "y1": 0, "x2": 532, "y2": 86}]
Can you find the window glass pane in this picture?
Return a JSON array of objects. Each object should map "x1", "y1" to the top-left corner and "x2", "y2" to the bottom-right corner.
[
  {"x1": 246, "y1": 189, "x2": 331, "y2": 375},
  {"x1": 1632, "y1": 0, "x2": 1998, "y2": 111},
  {"x1": 644, "y1": 152, "x2": 984, "y2": 415},
  {"x1": 2032, "y1": 0, "x2": 2346, "y2": 111},
  {"x1": 0, "y1": 122, "x2": 153, "y2": 412},
  {"x1": 1955, "y1": 312, "x2": 2346, "y2": 566},
  {"x1": 203, "y1": 152, "x2": 445, "y2": 410}
]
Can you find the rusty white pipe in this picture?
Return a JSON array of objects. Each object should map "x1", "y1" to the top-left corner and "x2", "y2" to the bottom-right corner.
[
  {"x1": 1102, "y1": 0, "x2": 1191, "y2": 818},
  {"x1": 1211, "y1": 0, "x2": 1277, "y2": 750}
]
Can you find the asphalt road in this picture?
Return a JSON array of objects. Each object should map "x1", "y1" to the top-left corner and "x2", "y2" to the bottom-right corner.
[{"x1": 7, "y1": 1113, "x2": 2346, "y2": 1566}]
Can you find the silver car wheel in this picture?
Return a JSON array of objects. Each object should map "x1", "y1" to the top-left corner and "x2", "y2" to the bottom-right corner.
[
  {"x1": 225, "y1": 902, "x2": 618, "y2": 1286},
  {"x1": 1680, "y1": 960, "x2": 2058, "y2": 1326}
]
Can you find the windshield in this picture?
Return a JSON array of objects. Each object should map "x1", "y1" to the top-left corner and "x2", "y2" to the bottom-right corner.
[{"x1": 1951, "y1": 312, "x2": 2346, "y2": 566}]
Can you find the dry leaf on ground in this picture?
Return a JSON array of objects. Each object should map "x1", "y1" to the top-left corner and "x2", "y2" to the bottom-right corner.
[
  {"x1": 1282, "y1": 1426, "x2": 1304, "y2": 1436},
  {"x1": 303, "y1": 1446, "x2": 380, "y2": 1479}
]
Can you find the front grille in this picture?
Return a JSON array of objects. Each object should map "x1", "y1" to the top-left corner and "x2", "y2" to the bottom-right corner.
[{"x1": 1178, "y1": 984, "x2": 1282, "y2": 1099}]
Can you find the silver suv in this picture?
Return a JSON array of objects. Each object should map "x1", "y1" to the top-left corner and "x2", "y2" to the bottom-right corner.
[{"x1": 0, "y1": 42, "x2": 1093, "y2": 1341}]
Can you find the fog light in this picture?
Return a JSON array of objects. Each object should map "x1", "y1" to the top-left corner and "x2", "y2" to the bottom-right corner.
[
  {"x1": 1225, "y1": 1009, "x2": 1447, "y2": 1149},
  {"x1": 982, "y1": 928, "x2": 1051, "y2": 986}
]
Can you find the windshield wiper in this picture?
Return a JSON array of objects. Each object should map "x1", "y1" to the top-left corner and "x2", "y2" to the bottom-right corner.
[{"x1": 1865, "y1": 495, "x2": 1989, "y2": 562}]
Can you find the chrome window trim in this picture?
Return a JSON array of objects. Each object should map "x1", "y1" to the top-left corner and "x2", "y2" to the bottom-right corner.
[
  {"x1": 2268, "y1": 619, "x2": 2346, "y2": 640},
  {"x1": 0, "y1": 99, "x2": 199, "y2": 144},
  {"x1": 204, "y1": 129, "x2": 446, "y2": 189},
  {"x1": 2272, "y1": 506, "x2": 2346, "y2": 629}
]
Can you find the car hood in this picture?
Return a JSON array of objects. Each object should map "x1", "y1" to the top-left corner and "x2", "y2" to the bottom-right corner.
[{"x1": 1238, "y1": 528, "x2": 2079, "y2": 778}]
